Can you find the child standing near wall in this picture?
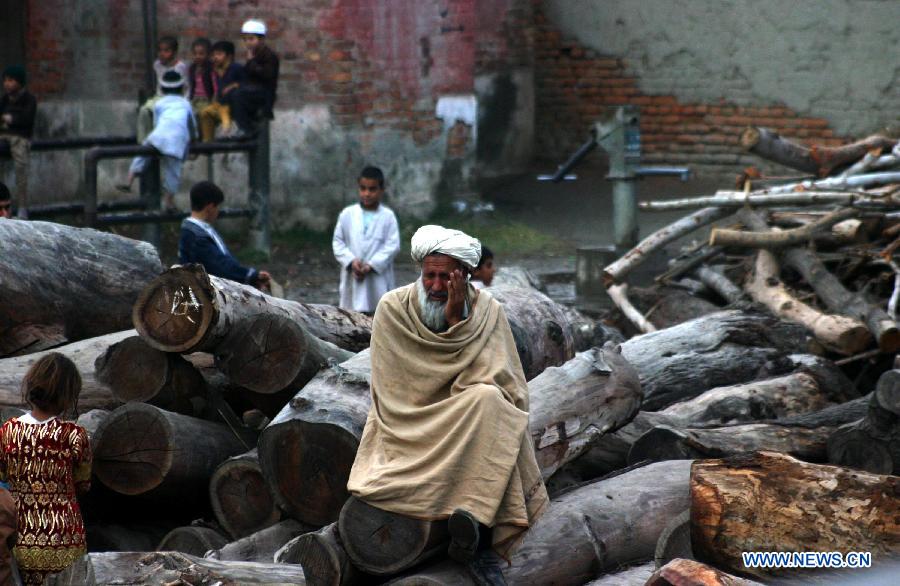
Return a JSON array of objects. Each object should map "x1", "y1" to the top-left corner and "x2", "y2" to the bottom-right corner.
[
  {"x1": 121, "y1": 70, "x2": 196, "y2": 211},
  {"x1": 199, "y1": 41, "x2": 245, "y2": 141},
  {"x1": 0, "y1": 65, "x2": 37, "y2": 219},
  {"x1": 0, "y1": 353, "x2": 91, "y2": 586},
  {"x1": 137, "y1": 36, "x2": 189, "y2": 143},
  {"x1": 188, "y1": 38, "x2": 215, "y2": 118}
]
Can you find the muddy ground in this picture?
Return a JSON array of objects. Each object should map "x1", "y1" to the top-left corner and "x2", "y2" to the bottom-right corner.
[{"x1": 141, "y1": 162, "x2": 725, "y2": 310}]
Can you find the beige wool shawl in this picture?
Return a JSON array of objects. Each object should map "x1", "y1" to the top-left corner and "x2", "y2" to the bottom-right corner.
[{"x1": 347, "y1": 282, "x2": 548, "y2": 557}]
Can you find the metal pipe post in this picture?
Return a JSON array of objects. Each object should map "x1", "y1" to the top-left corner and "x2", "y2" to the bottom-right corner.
[
  {"x1": 140, "y1": 157, "x2": 162, "y2": 248},
  {"x1": 612, "y1": 179, "x2": 638, "y2": 249},
  {"x1": 84, "y1": 148, "x2": 100, "y2": 227},
  {"x1": 248, "y1": 121, "x2": 271, "y2": 257}
]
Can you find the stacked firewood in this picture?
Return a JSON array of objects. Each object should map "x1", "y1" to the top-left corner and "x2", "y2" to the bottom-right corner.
[{"x1": 3, "y1": 167, "x2": 900, "y2": 585}]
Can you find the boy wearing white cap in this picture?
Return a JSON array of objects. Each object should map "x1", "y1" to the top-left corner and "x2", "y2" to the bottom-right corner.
[
  {"x1": 120, "y1": 69, "x2": 196, "y2": 211},
  {"x1": 230, "y1": 19, "x2": 280, "y2": 136}
]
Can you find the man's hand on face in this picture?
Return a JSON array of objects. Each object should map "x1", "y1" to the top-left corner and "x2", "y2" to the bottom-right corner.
[{"x1": 444, "y1": 269, "x2": 467, "y2": 327}]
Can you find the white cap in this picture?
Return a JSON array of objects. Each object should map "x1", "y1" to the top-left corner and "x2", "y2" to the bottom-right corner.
[{"x1": 241, "y1": 19, "x2": 267, "y2": 36}]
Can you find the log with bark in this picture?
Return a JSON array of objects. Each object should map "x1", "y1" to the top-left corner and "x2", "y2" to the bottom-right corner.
[
  {"x1": 390, "y1": 460, "x2": 693, "y2": 585},
  {"x1": 133, "y1": 264, "x2": 372, "y2": 353},
  {"x1": 209, "y1": 449, "x2": 282, "y2": 540},
  {"x1": 646, "y1": 558, "x2": 763, "y2": 586},
  {"x1": 582, "y1": 562, "x2": 655, "y2": 585},
  {"x1": 0, "y1": 221, "x2": 163, "y2": 357},
  {"x1": 0, "y1": 331, "x2": 130, "y2": 413},
  {"x1": 259, "y1": 343, "x2": 641, "y2": 529},
  {"x1": 618, "y1": 310, "x2": 811, "y2": 410},
  {"x1": 638, "y1": 190, "x2": 877, "y2": 211},
  {"x1": 484, "y1": 284, "x2": 580, "y2": 379},
  {"x1": 157, "y1": 525, "x2": 229, "y2": 556},
  {"x1": 75, "y1": 409, "x2": 109, "y2": 439},
  {"x1": 740, "y1": 126, "x2": 896, "y2": 176},
  {"x1": 628, "y1": 394, "x2": 870, "y2": 464},
  {"x1": 709, "y1": 207, "x2": 859, "y2": 249},
  {"x1": 691, "y1": 451, "x2": 900, "y2": 578},
  {"x1": 828, "y1": 369, "x2": 900, "y2": 474},
  {"x1": 275, "y1": 523, "x2": 359, "y2": 586},
  {"x1": 214, "y1": 313, "x2": 354, "y2": 395},
  {"x1": 92, "y1": 403, "x2": 249, "y2": 507},
  {"x1": 205, "y1": 519, "x2": 312, "y2": 562},
  {"x1": 561, "y1": 355, "x2": 852, "y2": 478},
  {"x1": 603, "y1": 207, "x2": 732, "y2": 286},
  {"x1": 743, "y1": 248, "x2": 871, "y2": 355},
  {"x1": 740, "y1": 207, "x2": 900, "y2": 351},
  {"x1": 94, "y1": 335, "x2": 206, "y2": 413},
  {"x1": 44, "y1": 551, "x2": 307, "y2": 585}
]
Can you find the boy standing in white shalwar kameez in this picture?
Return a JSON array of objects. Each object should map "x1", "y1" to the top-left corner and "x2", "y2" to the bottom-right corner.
[{"x1": 332, "y1": 166, "x2": 401, "y2": 313}]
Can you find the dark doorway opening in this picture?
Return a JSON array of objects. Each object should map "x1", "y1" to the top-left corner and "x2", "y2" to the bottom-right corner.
[{"x1": 0, "y1": 1, "x2": 27, "y2": 69}]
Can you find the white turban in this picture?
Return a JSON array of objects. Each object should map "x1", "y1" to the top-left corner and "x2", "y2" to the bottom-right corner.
[{"x1": 410, "y1": 225, "x2": 482, "y2": 270}]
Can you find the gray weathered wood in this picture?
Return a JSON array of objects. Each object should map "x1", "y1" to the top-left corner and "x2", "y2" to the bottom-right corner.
[
  {"x1": 393, "y1": 460, "x2": 693, "y2": 585},
  {"x1": 92, "y1": 403, "x2": 248, "y2": 505},
  {"x1": 0, "y1": 331, "x2": 130, "y2": 413},
  {"x1": 44, "y1": 551, "x2": 306, "y2": 585},
  {"x1": 133, "y1": 264, "x2": 372, "y2": 353},
  {"x1": 828, "y1": 373, "x2": 900, "y2": 475},
  {"x1": 0, "y1": 220, "x2": 163, "y2": 356},
  {"x1": 205, "y1": 520, "x2": 312, "y2": 562},
  {"x1": 619, "y1": 310, "x2": 810, "y2": 410},
  {"x1": 209, "y1": 448, "x2": 282, "y2": 540},
  {"x1": 275, "y1": 523, "x2": 358, "y2": 586},
  {"x1": 157, "y1": 526, "x2": 229, "y2": 556}
]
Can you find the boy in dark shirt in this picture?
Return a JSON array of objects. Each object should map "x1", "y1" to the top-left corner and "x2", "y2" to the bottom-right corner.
[
  {"x1": 0, "y1": 65, "x2": 37, "y2": 219},
  {"x1": 199, "y1": 41, "x2": 245, "y2": 141},
  {"x1": 230, "y1": 19, "x2": 280, "y2": 136},
  {"x1": 179, "y1": 180, "x2": 271, "y2": 289}
]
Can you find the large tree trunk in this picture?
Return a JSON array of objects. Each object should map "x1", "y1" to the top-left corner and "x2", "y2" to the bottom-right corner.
[
  {"x1": 276, "y1": 523, "x2": 360, "y2": 586},
  {"x1": 209, "y1": 449, "x2": 282, "y2": 540},
  {"x1": 205, "y1": 520, "x2": 312, "y2": 562},
  {"x1": 94, "y1": 335, "x2": 205, "y2": 413},
  {"x1": 0, "y1": 331, "x2": 131, "y2": 413},
  {"x1": 214, "y1": 313, "x2": 353, "y2": 395},
  {"x1": 44, "y1": 551, "x2": 307, "y2": 585},
  {"x1": 259, "y1": 343, "x2": 641, "y2": 528},
  {"x1": 741, "y1": 126, "x2": 896, "y2": 176},
  {"x1": 691, "y1": 451, "x2": 900, "y2": 578},
  {"x1": 157, "y1": 526, "x2": 229, "y2": 556},
  {"x1": 564, "y1": 356, "x2": 853, "y2": 477},
  {"x1": 92, "y1": 403, "x2": 249, "y2": 506},
  {"x1": 619, "y1": 310, "x2": 810, "y2": 410},
  {"x1": 0, "y1": 221, "x2": 163, "y2": 356},
  {"x1": 828, "y1": 369, "x2": 900, "y2": 474},
  {"x1": 391, "y1": 460, "x2": 693, "y2": 586},
  {"x1": 628, "y1": 395, "x2": 870, "y2": 464},
  {"x1": 133, "y1": 264, "x2": 372, "y2": 353},
  {"x1": 485, "y1": 284, "x2": 576, "y2": 379}
]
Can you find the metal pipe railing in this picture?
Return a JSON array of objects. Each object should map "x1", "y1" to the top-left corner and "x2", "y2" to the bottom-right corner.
[
  {"x1": 0, "y1": 136, "x2": 137, "y2": 156},
  {"x1": 96, "y1": 206, "x2": 254, "y2": 226}
]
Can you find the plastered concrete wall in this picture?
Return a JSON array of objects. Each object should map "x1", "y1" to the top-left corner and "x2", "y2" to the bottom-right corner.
[
  {"x1": 543, "y1": 0, "x2": 899, "y2": 135},
  {"x1": 14, "y1": 0, "x2": 535, "y2": 228},
  {"x1": 537, "y1": 0, "x2": 899, "y2": 176}
]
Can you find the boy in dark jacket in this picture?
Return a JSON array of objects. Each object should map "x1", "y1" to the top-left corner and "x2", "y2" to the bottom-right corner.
[
  {"x1": 179, "y1": 181, "x2": 271, "y2": 289},
  {"x1": 199, "y1": 41, "x2": 245, "y2": 141},
  {"x1": 0, "y1": 65, "x2": 37, "y2": 219},
  {"x1": 230, "y1": 19, "x2": 279, "y2": 136}
]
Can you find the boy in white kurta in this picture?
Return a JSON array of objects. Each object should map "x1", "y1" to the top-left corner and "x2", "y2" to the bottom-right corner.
[{"x1": 332, "y1": 166, "x2": 401, "y2": 313}]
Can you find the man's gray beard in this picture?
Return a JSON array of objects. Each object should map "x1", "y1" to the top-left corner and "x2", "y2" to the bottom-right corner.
[{"x1": 416, "y1": 279, "x2": 448, "y2": 332}]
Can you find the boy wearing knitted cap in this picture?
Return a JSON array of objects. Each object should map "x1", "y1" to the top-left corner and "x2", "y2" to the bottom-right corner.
[{"x1": 0, "y1": 65, "x2": 37, "y2": 219}]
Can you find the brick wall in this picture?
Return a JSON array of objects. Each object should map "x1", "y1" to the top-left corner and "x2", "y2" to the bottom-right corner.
[
  {"x1": 533, "y1": 2, "x2": 853, "y2": 177},
  {"x1": 18, "y1": 0, "x2": 535, "y2": 225}
]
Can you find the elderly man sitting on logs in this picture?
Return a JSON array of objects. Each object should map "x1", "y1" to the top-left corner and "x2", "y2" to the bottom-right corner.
[{"x1": 344, "y1": 225, "x2": 548, "y2": 583}]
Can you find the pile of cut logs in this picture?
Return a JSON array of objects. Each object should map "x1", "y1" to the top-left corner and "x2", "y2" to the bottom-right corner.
[{"x1": 1, "y1": 127, "x2": 899, "y2": 585}]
